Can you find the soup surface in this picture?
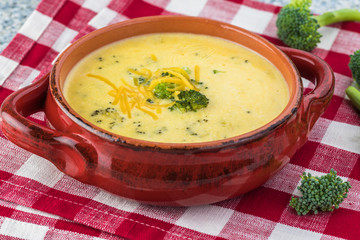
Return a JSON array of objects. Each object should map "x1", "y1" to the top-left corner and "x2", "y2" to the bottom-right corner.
[{"x1": 64, "y1": 33, "x2": 289, "y2": 143}]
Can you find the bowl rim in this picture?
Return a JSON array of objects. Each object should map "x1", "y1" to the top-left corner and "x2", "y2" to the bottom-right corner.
[{"x1": 50, "y1": 15, "x2": 303, "y2": 151}]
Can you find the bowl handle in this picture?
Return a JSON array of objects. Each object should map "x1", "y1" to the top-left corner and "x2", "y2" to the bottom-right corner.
[
  {"x1": 279, "y1": 46, "x2": 335, "y2": 137},
  {"x1": 0, "y1": 74, "x2": 96, "y2": 179}
]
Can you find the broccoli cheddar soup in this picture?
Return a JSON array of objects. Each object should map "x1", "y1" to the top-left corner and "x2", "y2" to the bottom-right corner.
[{"x1": 64, "y1": 33, "x2": 289, "y2": 143}]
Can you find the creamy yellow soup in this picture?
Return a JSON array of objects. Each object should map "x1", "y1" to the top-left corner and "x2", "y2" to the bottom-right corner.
[{"x1": 64, "y1": 33, "x2": 289, "y2": 143}]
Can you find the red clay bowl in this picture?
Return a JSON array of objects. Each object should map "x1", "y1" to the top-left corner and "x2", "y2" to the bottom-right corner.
[{"x1": 0, "y1": 16, "x2": 334, "y2": 206}]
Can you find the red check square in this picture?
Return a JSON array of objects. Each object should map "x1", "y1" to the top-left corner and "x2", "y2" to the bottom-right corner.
[
  {"x1": 54, "y1": 1, "x2": 81, "y2": 26},
  {"x1": 324, "y1": 208, "x2": 360, "y2": 240},
  {"x1": 123, "y1": 0, "x2": 164, "y2": 18},
  {"x1": 236, "y1": 187, "x2": 291, "y2": 222}
]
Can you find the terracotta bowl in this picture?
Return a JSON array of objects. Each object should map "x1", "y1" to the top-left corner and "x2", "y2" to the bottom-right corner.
[{"x1": 0, "y1": 16, "x2": 334, "y2": 206}]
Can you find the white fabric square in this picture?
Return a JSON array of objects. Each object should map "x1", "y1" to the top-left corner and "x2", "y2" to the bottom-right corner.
[
  {"x1": 231, "y1": 6, "x2": 273, "y2": 34},
  {"x1": 82, "y1": 0, "x2": 111, "y2": 12},
  {"x1": 317, "y1": 26, "x2": 340, "y2": 50},
  {"x1": 0, "y1": 218, "x2": 49, "y2": 240},
  {"x1": 332, "y1": 73, "x2": 353, "y2": 97},
  {"x1": 331, "y1": 29, "x2": 360, "y2": 56},
  {"x1": 268, "y1": 223, "x2": 322, "y2": 240},
  {"x1": 16, "y1": 155, "x2": 64, "y2": 188},
  {"x1": 166, "y1": 0, "x2": 207, "y2": 16},
  {"x1": 18, "y1": 69, "x2": 40, "y2": 89},
  {"x1": 52, "y1": 27, "x2": 78, "y2": 52},
  {"x1": 264, "y1": 163, "x2": 301, "y2": 194},
  {"x1": 0, "y1": 56, "x2": 18, "y2": 85},
  {"x1": 52, "y1": 43, "x2": 71, "y2": 65},
  {"x1": 321, "y1": 121, "x2": 360, "y2": 154},
  {"x1": 93, "y1": 191, "x2": 139, "y2": 212},
  {"x1": 18, "y1": 11, "x2": 52, "y2": 41},
  {"x1": 175, "y1": 205, "x2": 234, "y2": 236},
  {"x1": 89, "y1": 8, "x2": 118, "y2": 29}
]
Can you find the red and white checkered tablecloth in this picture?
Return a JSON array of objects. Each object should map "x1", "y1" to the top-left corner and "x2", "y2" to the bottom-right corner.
[{"x1": 0, "y1": 0, "x2": 359, "y2": 239}]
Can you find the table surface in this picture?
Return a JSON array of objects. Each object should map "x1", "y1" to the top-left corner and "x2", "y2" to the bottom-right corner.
[{"x1": 1, "y1": 0, "x2": 360, "y2": 52}]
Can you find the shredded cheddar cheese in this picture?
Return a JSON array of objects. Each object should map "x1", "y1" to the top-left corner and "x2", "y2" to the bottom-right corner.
[
  {"x1": 194, "y1": 65, "x2": 200, "y2": 82},
  {"x1": 86, "y1": 74, "x2": 117, "y2": 91},
  {"x1": 148, "y1": 77, "x2": 183, "y2": 91},
  {"x1": 86, "y1": 66, "x2": 199, "y2": 120},
  {"x1": 150, "y1": 54, "x2": 157, "y2": 61},
  {"x1": 164, "y1": 70, "x2": 195, "y2": 90},
  {"x1": 128, "y1": 68, "x2": 152, "y2": 79}
]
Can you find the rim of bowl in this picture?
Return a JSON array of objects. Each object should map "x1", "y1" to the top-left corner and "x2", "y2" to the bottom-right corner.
[{"x1": 50, "y1": 15, "x2": 302, "y2": 151}]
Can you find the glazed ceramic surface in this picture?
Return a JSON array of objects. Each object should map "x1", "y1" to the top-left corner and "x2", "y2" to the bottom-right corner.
[{"x1": 0, "y1": 16, "x2": 334, "y2": 206}]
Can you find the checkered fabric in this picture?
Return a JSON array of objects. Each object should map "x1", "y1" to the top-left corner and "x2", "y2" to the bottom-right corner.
[
  {"x1": 0, "y1": 199, "x2": 125, "y2": 239},
  {"x1": 0, "y1": 0, "x2": 359, "y2": 239}
]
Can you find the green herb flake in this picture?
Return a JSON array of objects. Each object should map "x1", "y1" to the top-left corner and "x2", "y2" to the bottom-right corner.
[
  {"x1": 182, "y1": 66, "x2": 191, "y2": 74},
  {"x1": 213, "y1": 69, "x2": 225, "y2": 74}
]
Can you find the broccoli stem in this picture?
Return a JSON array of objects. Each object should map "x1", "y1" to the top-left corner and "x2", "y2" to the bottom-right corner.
[
  {"x1": 345, "y1": 86, "x2": 360, "y2": 111},
  {"x1": 314, "y1": 9, "x2": 360, "y2": 27}
]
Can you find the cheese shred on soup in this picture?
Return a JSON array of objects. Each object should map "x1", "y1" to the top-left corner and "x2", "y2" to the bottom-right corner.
[{"x1": 64, "y1": 33, "x2": 289, "y2": 143}]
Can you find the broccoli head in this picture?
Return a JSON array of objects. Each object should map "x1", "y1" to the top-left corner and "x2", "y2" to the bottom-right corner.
[
  {"x1": 289, "y1": 169, "x2": 351, "y2": 215},
  {"x1": 349, "y1": 50, "x2": 360, "y2": 86},
  {"x1": 153, "y1": 83, "x2": 175, "y2": 99},
  {"x1": 346, "y1": 50, "x2": 360, "y2": 111},
  {"x1": 276, "y1": 0, "x2": 360, "y2": 51},
  {"x1": 169, "y1": 90, "x2": 209, "y2": 112}
]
